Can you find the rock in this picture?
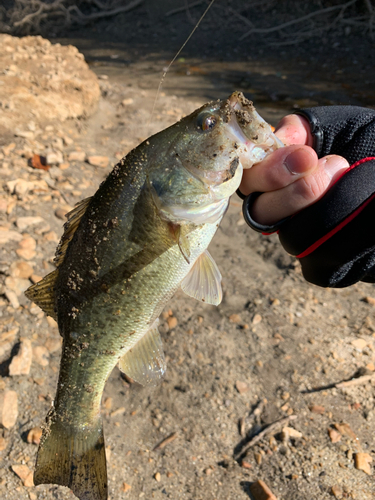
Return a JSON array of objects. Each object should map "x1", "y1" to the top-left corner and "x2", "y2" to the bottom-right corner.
[
  {"x1": 46, "y1": 151, "x2": 64, "y2": 165},
  {"x1": 4, "y1": 289, "x2": 20, "y2": 309},
  {"x1": 33, "y1": 345, "x2": 49, "y2": 366},
  {"x1": 334, "y1": 423, "x2": 357, "y2": 440},
  {"x1": 9, "y1": 261, "x2": 33, "y2": 279},
  {"x1": 0, "y1": 35, "x2": 100, "y2": 136},
  {"x1": 0, "y1": 328, "x2": 18, "y2": 360},
  {"x1": 351, "y1": 338, "x2": 367, "y2": 350},
  {"x1": 11, "y1": 464, "x2": 34, "y2": 487},
  {"x1": 16, "y1": 236, "x2": 36, "y2": 260},
  {"x1": 354, "y1": 452, "x2": 372, "y2": 475},
  {"x1": 281, "y1": 426, "x2": 303, "y2": 441},
  {"x1": 0, "y1": 436, "x2": 7, "y2": 451},
  {"x1": 46, "y1": 316, "x2": 58, "y2": 329},
  {"x1": 252, "y1": 314, "x2": 262, "y2": 325},
  {"x1": 5, "y1": 276, "x2": 31, "y2": 296},
  {"x1": 9, "y1": 338, "x2": 33, "y2": 376},
  {"x1": 2, "y1": 142, "x2": 15, "y2": 156},
  {"x1": 167, "y1": 316, "x2": 178, "y2": 329},
  {"x1": 328, "y1": 428, "x2": 342, "y2": 443},
  {"x1": 229, "y1": 313, "x2": 241, "y2": 323},
  {"x1": 27, "y1": 426, "x2": 43, "y2": 445},
  {"x1": 364, "y1": 296, "x2": 375, "y2": 305},
  {"x1": 121, "y1": 98, "x2": 134, "y2": 106},
  {"x1": 0, "y1": 390, "x2": 18, "y2": 429},
  {"x1": 0, "y1": 228, "x2": 22, "y2": 244},
  {"x1": 154, "y1": 472, "x2": 161, "y2": 482},
  {"x1": 330, "y1": 485, "x2": 343, "y2": 498},
  {"x1": 45, "y1": 337, "x2": 62, "y2": 353},
  {"x1": 309, "y1": 404, "x2": 325, "y2": 415},
  {"x1": 55, "y1": 207, "x2": 68, "y2": 220},
  {"x1": 235, "y1": 380, "x2": 249, "y2": 394},
  {"x1": 68, "y1": 151, "x2": 86, "y2": 162},
  {"x1": 249, "y1": 479, "x2": 277, "y2": 500},
  {"x1": 122, "y1": 482, "x2": 132, "y2": 492},
  {"x1": 87, "y1": 155, "x2": 109, "y2": 168},
  {"x1": 16, "y1": 216, "x2": 45, "y2": 231}
]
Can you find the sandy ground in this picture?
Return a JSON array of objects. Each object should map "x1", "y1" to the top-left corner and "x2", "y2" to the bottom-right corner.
[{"x1": 1, "y1": 6, "x2": 375, "y2": 500}]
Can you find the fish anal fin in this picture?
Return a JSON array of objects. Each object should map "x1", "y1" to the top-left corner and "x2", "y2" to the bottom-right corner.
[
  {"x1": 118, "y1": 320, "x2": 166, "y2": 387},
  {"x1": 181, "y1": 250, "x2": 222, "y2": 306},
  {"x1": 34, "y1": 414, "x2": 107, "y2": 500},
  {"x1": 24, "y1": 269, "x2": 58, "y2": 320},
  {"x1": 54, "y1": 196, "x2": 92, "y2": 267}
]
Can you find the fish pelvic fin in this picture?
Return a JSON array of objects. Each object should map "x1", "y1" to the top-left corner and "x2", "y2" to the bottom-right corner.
[
  {"x1": 181, "y1": 250, "x2": 222, "y2": 305},
  {"x1": 34, "y1": 412, "x2": 107, "y2": 500},
  {"x1": 24, "y1": 269, "x2": 58, "y2": 320}
]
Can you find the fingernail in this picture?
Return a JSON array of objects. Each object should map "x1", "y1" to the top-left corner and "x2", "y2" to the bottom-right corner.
[
  {"x1": 324, "y1": 155, "x2": 349, "y2": 179},
  {"x1": 284, "y1": 148, "x2": 315, "y2": 175}
]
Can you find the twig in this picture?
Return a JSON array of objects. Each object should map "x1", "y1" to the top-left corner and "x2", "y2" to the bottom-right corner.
[
  {"x1": 153, "y1": 432, "x2": 178, "y2": 451},
  {"x1": 336, "y1": 373, "x2": 375, "y2": 388},
  {"x1": 239, "y1": 0, "x2": 359, "y2": 40},
  {"x1": 234, "y1": 414, "x2": 297, "y2": 460}
]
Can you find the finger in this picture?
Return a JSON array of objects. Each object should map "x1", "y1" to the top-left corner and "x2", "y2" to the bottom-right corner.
[
  {"x1": 250, "y1": 155, "x2": 350, "y2": 225},
  {"x1": 239, "y1": 145, "x2": 318, "y2": 195},
  {"x1": 275, "y1": 114, "x2": 313, "y2": 147}
]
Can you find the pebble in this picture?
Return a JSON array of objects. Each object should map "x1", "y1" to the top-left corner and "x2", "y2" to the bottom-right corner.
[
  {"x1": 16, "y1": 216, "x2": 45, "y2": 231},
  {"x1": 334, "y1": 423, "x2": 357, "y2": 440},
  {"x1": 46, "y1": 151, "x2": 64, "y2": 165},
  {"x1": 154, "y1": 472, "x2": 161, "y2": 482},
  {"x1": 249, "y1": 479, "x2": 277, "y2": 500},
  {"x1": 0, "y1": 328, "x2": 18, "y2": 360},
  {"x1": 351, "y1": 338, "x2": 367, "y2": 350},
  {"x1": 364, "y1": 296, "x2": 375, "y2": 305},
  {"x1": 87, "y1": 155, "x2": 109, "y2": 168},
  {"x1": 122, "y1": 482, "x2": 132, "y2": 492},
  {"x1": 16, "y1": 236, "x2": 36, "y2": 260},
  {"x1": 330, "y1": 485, "x2": 343, "y2": 498},
  {"x1": 9, "y1": 261, "x2": 33, "y2": 279},
  {"x1": 354, "y1": 452, "x2": 372, "y2": 475},
  {"x1": 33, "y1": 345, "x2": 49, "y2": 366},
  {"x1": 4, "y1": 289, "x2": 20, "y2": 309},
  {"x1": 68, "y1": 151, "x2": 86, "y2": 162},
  {"x1": 11, "y1": 464, "x2": 34, "y2": 487},
  {"x1": 121, "y1": 98, "x2": 134, "y2": 106},
  {"x1": 328, "y1": 428, "x2": 342, "y2": 443},
  {"x1": 9, "y1": 338, "x2": 33, "y2": 376},
  {"x1": 5, "y1": 276, "x2": 31, "y2": 296},
  {"x1": 0, "y1": 436, "x2": 7, "y2": 451},
  {"x1": 0, "y1": 390, "x2": 18, "y2": 428},
  {"x1": 0, "y1": 229, "x2": 23, "y2": 244},
  {"x1": 55, "y1": 207, "x2": 68, "y2": 220},
  {"x1": 252, "y1": 314, "x2": 262, "y2": 325},
  {"x1": 235, "y1": 380, "x2": 249, "y2": 394},
  {"x1": 309, "y1": 404, "x2": 325, "y2": 414},
  {"x1": 229, "y1": 314, "x2": 241, "y2": 323},
  {"x1": 281, "y1": 426, "x2": 303, "y2": 441},
  {"x1": 27, "y1": 426, "x2": 43, "y2": 445},
  {"x1": 167, "y1": 316, "x2": 178, "y2": 329}
]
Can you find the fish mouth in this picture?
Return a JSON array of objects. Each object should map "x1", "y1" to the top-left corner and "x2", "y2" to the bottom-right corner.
[{"x1": 183, "y1": 156, "x2": 240, "y2": 187}]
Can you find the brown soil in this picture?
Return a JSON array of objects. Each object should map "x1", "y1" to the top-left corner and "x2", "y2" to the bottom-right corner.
[{"x1": 1, "y1": 4, "x2": 375, "y2": 500}]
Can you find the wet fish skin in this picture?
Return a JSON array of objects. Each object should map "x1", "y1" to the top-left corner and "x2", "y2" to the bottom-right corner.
[{"x1": 25, "y1": 92, "x2": 281, "y2": 500}]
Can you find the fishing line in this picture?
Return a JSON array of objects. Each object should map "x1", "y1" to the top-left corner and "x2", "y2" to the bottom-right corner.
[{"x1": 149, "y1": 0, "x2": 216, "y2": 124}]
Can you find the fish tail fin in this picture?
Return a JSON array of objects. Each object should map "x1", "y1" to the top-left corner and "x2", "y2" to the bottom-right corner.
[{"x1": 34, "y1": 412, "x2": 107, "y2": 500}]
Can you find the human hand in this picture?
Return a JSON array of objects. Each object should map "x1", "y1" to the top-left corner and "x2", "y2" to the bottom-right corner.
[{"x1": 239, "y1": 114, "x2": 350, "y2": 226}]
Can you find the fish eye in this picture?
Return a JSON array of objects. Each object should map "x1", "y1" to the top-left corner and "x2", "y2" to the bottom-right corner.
[{"x1": 197, "y1": 113, "x2": 217, "y2": 132}]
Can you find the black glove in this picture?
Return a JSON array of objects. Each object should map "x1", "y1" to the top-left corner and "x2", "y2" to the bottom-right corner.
[{"x1": 244, "y1": 106, "x2": 375, "y2": 287}]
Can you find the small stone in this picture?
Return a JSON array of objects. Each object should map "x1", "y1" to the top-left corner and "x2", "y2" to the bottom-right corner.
[
  {"x1": 27, "y1": 427, "x2": 43, "y2": 445},
  {"x1": 2, "y1": 142, "x2": 16, "y2": 156},
  {"x1": 154, "y1": 472, "x2": 161, "y2": 482},
  {"x1": 33, "y1": 346, "x2": 49, "y2": 367},
  {"x1": 9, "y1": 261, "x2": 33, "y2": 279},
  {"x1": 334, "y1": 423, "x2": 357, "y2": 440},
  {"x1": 0, "y1": 436, "x2": 7, "y2": 451},
  {"x1": 271, "y1": 298, "x2": 280, "y2": 306},
  {"x1": 328, "y1": 428, "x2": 342, "y2": 443},
  {"x1": 330, "y1": 485, "x2": 343, "y2": 498},
  {"x1": 4, "y1": 289, "x2": 20, "y2": 309},
  {"x1": 16, "y1": 216, "x2": 45, "y2": 231},
  {"x1": 46, "y1": 151, "x2": 64, "y2": 165},
  {"x1": 354, "y1": 452, "x2": 372, "y2": 475},
  {"x1": 281, "y1": 426, "x2": 303, "y2": 441},
  {"x1": 254, "y1": 452, "x2": 262, "y2": 465},
  {"x1": 0, "y1": 390, "x2": 18, "y2": 429},
  {"x1": 5, "y1": 276, "x2": 30, "y2": 296},
  {"x1": 167, "y1": 316, "x2": 178, "y2": 329},
  {"x1": 0, "y1": 229, "x2": 22, "y2": 244},
  {"x1": 9, "y1": 338, "x2": 33, "y2": 376},
  {"x1": 229, "y1": 314, "x2": 241, "y2": 323},
  {"x1": 29, "y1": 493, "x2": 37, "y2": 500},
  {"x1": 122, "y1": 482, "x2": 131, "y2": 492},
  {"x1": 309, "y1": 404, "x2": 325, "y2": 414},
  {"x1": 121, "y1": 98, "x2": 134, "y2": 106},
  {"x1": 11, "y1": 464, "x2": 34, "y2": 487},
  {"x1": 68, "y1": 151, "x2": 86, "y2": 162},
  {"x1": 351, "y1": 338, "x2": 367, "y2": 350},
  {"x1": 366, "y1": 362, "x2": 375, "y2": 371},
  {"x1": 241, "y1": 461, "x2": 252, "y2": 469},
  {"x1": 87, "y1": 155, "x2": 109, "y2": 168},
  {"x1": 364, "y1": 296, "x2": 375, "y2": 306},
  {"x1": 235, "y1": 380, "x2": 249, "y2": 394},
  {"x1": 204, "y1": 467, "x2": 213, "y2": 475},
  {"x1": 252, "y1": 314, "x2": 262, "y2": 325},
  {"x1": 55, "y1": 207, "x2": 68, "y2": 220},
  {"x1": 45, "y1": 337, "x2": 62, "y2": 353},
  {"x1": 16, "y1": 236, "x2": 36, "y2": 260},
  {"x1": 46, "y1": 316, "x2": 58, "y2": 329},
  {"x1": 249, "y1": 479, "x2": 277, "y2": 500}
]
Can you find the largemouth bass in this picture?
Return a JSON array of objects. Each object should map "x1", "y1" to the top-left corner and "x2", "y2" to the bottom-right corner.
[{"x1": 25, "y1": 91, "x2": 282, "y2": 500}]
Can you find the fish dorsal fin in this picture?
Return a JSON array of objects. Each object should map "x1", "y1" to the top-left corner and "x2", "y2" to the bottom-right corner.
[
  {"x1": 54, "y1": 197, "x2": 92, "y2": 267},
  {"x1": 24, "y1": 270, "x2": 58, "y2": 320},
  {"x1": 118, "y1": 320, "x2": 166, "y2": 387},
  {"x1": 181, "y1": 250, "x2": 222, "y2": 306}
]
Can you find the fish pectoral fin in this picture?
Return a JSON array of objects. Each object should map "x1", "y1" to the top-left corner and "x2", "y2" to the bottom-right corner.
[
  {"x1": 24, "y1": 269, "x2": 58, "y2": 320},
  {"x1": 118, "y1": 321, "x2": 166, "y2": 387},
  {"x1": 181, "y1": 250, "x2": 222, "y2": 306}
]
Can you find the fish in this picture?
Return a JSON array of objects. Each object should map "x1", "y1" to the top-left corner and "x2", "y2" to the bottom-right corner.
[{"x1": 25, "y1": 91, "x2": 282, "y2": 500}]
